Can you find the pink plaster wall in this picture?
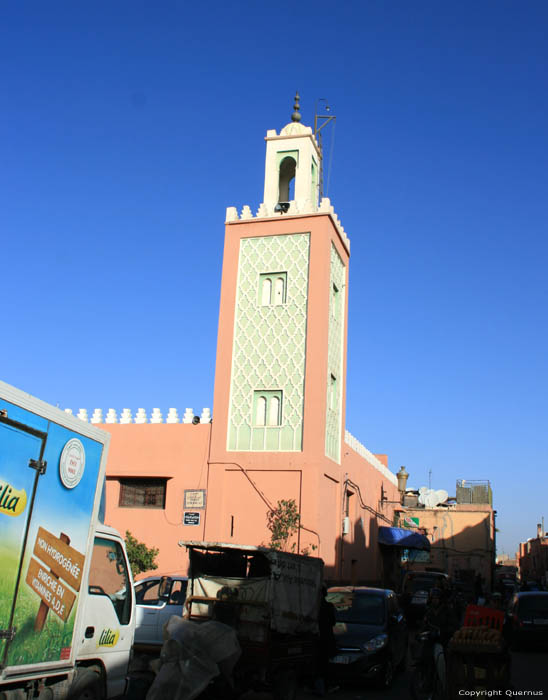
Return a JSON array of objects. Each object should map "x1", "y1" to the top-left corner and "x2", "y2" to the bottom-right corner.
[
  {"x1": 402, "y1": 506, "x2": 495, "y2": 587},
  {"x1": 340, "y1": 445, "x2": 400, "y2": 584},
  {"x1": 101, "y1": 423, "x2": 211, "y2": 579}
]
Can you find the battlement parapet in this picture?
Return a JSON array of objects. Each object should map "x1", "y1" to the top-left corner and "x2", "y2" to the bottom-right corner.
[
  {"x1": 64, "y1": 407, "x2": 212, "y2": 425},
  {"x1": 345, "y1": 430, "x2": 398, "y2": 486},
  {"x1": 226, "y1": 197, "x2": 350, "y2": 253}
]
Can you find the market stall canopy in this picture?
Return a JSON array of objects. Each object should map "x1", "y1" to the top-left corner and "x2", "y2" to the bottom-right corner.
[{"x1": 378, "y1": 526, "x2": 430, "y2": 551}]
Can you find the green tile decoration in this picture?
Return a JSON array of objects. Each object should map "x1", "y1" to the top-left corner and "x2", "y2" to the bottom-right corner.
[
  {"x1": 325, "y1": 244, "x2": 346, "y2": 462},
  {"x1": 227, "y1": 233, "x2": 310, "y2": 451}
]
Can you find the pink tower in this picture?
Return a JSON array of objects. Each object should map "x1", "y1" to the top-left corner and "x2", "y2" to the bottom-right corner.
[{"x1": 206, "y1": 98, "x2": 353, "y2": 571}]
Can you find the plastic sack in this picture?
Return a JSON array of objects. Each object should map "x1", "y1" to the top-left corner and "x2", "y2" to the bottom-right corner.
[{"x1": 146, "y1": 617, "x2": 241, "y2": 700}]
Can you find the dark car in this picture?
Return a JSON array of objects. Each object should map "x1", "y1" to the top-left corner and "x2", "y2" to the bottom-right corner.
[
  {"x1": 400, "y1": 571, "x2": 450, "y2": 623},
  {"x1": 327, "y1": 586, "x2": 408, "y2": 689},
  {"x1": 506, "y1": 591, "x2": 548, "y2": 648}
]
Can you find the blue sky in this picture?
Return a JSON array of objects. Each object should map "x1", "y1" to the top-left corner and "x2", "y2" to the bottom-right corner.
[{"x1": 2, "y1": 1, "x2": 547, "y2": 557}]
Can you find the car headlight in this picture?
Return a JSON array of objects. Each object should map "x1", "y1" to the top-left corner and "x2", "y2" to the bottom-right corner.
[{"x1": 362, "y1": 634, "x2": 388, "y2": 652}]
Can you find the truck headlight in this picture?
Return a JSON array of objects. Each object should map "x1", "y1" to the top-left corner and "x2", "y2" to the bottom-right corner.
[{"x1": 362, "y1": 634, "x2": 388, "y2": 652}]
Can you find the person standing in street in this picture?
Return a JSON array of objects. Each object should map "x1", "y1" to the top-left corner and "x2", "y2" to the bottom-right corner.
[{"x1": 314, "y1": 586, "x2": 338, "y2": 696}]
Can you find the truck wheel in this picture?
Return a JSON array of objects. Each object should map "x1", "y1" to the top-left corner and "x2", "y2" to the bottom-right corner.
[
  {"x1": 273, "y1": 668, "x2": 298, "y2": 700},
  {"x1": 68, "y1": 668, "x2": 104, "y2": 700}
]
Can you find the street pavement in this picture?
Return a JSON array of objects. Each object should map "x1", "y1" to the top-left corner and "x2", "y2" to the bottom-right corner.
[{"x1": 241, "y1": 646, "x2": 548, "y2": 700}]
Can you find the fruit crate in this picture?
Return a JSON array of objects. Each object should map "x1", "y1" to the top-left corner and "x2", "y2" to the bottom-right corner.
[{"x1": 463, "y1": 604, "x2": 505, "y2": 631}]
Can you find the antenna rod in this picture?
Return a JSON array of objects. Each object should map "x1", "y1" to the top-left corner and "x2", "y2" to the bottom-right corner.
[
  {"x1": 313, "y1": 98, "x2": 336, "y2": 199},
  {"x1": 428, "y1": 470, "x2": 432, "y2": 489}
]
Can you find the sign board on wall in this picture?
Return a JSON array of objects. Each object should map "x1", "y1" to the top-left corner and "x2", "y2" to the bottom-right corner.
[
  {"x1": 184, "y1": 489, "x2": 206, "y2": 509},
  {"x1": 183, "y1": 511, "x2": 201, "y2": 526},
  {"x1": 403, "y1": 516, "x2": 419, "y2": 528},
  {"x1": 401, "y1": 548, "x2": 431, "y2": 564}
]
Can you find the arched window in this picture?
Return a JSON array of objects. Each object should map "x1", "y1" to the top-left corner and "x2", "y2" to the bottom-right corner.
[
  {"x1": 261, "y1": 277, "x2": 272, "y2": 306},
  {"x1": 278, "y1": 156, "x2": 296, "y2": 203},
  {"x1": 259, "y1": 272, "x2": 287, "y2": 306},
  {"x1": 268, "y1": 395, "x2": 280, "y2": 426},
  {"x1": 274, "y1": 277, "x2": 285, "y2": 305},
  {"x1": 255, "y1": 396, "x2": 267, "y2": 426},
  {"x1": 253, "y1": 390, "x2": 283, "y2": 426}
]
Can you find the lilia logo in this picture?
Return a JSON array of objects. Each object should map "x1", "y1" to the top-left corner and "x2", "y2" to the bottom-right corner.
[
  {"x1": 0, "y1": 480, "x2": 27, "y2": 517},
  {"x1": 97, "y1": 628, "x2": 119, "y2": 647}
]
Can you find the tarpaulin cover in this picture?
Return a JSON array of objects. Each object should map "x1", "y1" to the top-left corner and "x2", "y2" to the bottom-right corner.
[{"x1": 378, "y1": 526, "x2": 431, "y2": 551}]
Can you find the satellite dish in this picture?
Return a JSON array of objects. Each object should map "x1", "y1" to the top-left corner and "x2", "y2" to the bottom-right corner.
[
  {"x1": 418, "y1": 487, "x2": 449, "y2": 507},
  {"x1": 436, "y1": 489, "x2": 449, "y2": 504},
  {"x1": 425, "y1": 492, "x2": 438, "y2": 507}
]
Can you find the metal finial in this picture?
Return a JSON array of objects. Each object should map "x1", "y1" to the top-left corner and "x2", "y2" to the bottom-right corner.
[{"x1": 291, "y1": 92, "x2": 301, "y2": 122}]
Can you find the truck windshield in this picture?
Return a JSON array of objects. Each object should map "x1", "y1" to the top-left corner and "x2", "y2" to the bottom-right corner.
[{"x1": 89, "y1": 537, "x2": 132, "y2": 625}]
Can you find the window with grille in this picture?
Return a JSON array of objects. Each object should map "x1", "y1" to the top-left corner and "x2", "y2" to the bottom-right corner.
[{"x1": 119, "y1": 478, "x2": 167, "y2": 509}]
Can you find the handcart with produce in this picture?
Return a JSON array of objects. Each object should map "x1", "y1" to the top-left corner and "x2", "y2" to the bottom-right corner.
[{"x1": 446, "y1": 604, "x2": 511, "y2": 697}]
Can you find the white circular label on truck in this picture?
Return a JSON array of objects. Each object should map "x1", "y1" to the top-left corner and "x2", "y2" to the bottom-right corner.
[{"x1": 59, "y1": 438, "x2": 86, "y2": 489}]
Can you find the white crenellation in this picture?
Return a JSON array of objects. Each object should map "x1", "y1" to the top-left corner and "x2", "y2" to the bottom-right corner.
[
  {"x1": 120, "y1": 409, "x2": 132, "y2": 424},
  {"x1": 150, "y1": 408, "x2": 163, "y2": 424},
  {"x1": 345, "y1": 430, "x2": 398, "y2": 486},
  {"x1": 166, "y1": 408, "x2": 179, "y2": 424},
  {"x1": 226, "y1": 196, "x2": 350, "y2": 253},
  {"x1": 135, "y1": 408, "x2": 147, "y2": 424},
  {"x1": 90, "y1": 408, "x2": 103, "y2": 424},
  {"x1": 68, "y1": 408, "x2": 212, "y2": 424}
]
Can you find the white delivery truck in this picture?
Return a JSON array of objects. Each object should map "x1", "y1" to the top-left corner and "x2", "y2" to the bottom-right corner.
[{"x1": 0, "y1": 380, "x2": 135, "y2": 699}]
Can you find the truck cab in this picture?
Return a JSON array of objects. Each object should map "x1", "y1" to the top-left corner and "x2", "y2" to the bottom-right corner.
[{"x1": 76, "y1": 524, "x2": 135, "y2": 699}]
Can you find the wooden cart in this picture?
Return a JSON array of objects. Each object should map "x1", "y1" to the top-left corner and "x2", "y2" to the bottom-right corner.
[
  {"x1": 446, "y1": 605, "x2": 511, "y2": 698},
  {"x1": 179, "y1": 541, "x2": 324, "y2": 700}
]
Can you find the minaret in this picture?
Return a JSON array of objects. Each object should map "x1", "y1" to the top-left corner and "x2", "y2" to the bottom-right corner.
[
  {"x1": 207, "y1": 97, "x2": 351, "y2": 548},
  {"x1": 212, "y1": 95, "x2": 350, "y2": 462}
]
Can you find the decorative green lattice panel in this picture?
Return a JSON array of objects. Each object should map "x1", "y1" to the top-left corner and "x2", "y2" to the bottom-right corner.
[
  {"x1": 228, "y1": 233, "x2": 310, "y2": 451},
  {"x1": 325, "y1": 244, "x2": 346, "y2": 462}
]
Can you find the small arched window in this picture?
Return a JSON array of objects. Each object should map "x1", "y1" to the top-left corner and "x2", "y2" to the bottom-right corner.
[
  {"x1": 278, "y1": 156, "x2": 296, "y2": 203},
  {"x1": 268, "y1": 395, "x2": 280, "y2": 426},
  {"x1": 259, "y1": 272, "x2": 287, "y2": 306},
  {"x1": 274, "y1": 277, "x2": 285, "y2": 305},
  {"x1": 261, "y1": 277, "x2": 272, "y2": 306},
  {"x1": 253, "y1": 390, "x2": 283, "y2": 427},
  {"x1": 255, "y1": 396, "x2": 267, "y2": 426}
]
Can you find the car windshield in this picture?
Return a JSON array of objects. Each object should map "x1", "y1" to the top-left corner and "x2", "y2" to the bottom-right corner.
[
  {"x1": 405, "y1": 577, "x2": 442, "y2": 593},
  {"x1": 328, "y1": 591, "x2": 385, "y2": 625},
  {"x1": 518, "y1": 596, "x2": 548, "y2": 616}
]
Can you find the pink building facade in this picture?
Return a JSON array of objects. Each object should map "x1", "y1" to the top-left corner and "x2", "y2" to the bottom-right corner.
[{"x1": 83, "y1": 107, "x2": 402, "y2": 583}]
